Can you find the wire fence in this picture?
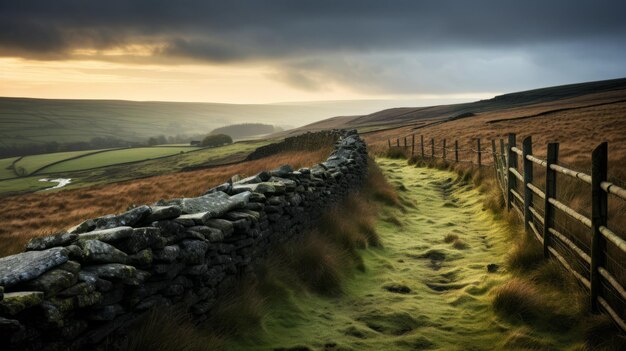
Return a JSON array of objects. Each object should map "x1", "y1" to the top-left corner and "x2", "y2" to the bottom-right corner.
[{"x1": 387, "y1": 133, "x2": 626, "y2": 332}]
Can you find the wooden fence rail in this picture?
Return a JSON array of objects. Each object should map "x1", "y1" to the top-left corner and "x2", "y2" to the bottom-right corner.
[{"x1": 387, "y1": 133, "x2": 626, "y2": 332}]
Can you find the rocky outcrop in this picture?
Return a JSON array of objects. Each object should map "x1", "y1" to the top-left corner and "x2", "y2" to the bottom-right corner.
[{"x1": 0, "y1": 129, "x2": 368, "y2": 351}]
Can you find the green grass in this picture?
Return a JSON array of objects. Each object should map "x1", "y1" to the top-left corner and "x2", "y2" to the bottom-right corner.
[
  {"x1": 39, "y1": 147, "x2": 201, "y2": 173},
  {"x1": 0, "y1": 140, "x2": 273, "y2": 196},
  {"x1": 0, "y1": 157, "x2": 18, "y2": 180},
  {"x1": 0, "y1": 176, "x2": 56, "y2": 194},
  {"x1": 13, "y1": 150, "x2": 108, "y2": 175},
  {"x1": 220, "y1": 159, "x2": 582, "y2": 350}
]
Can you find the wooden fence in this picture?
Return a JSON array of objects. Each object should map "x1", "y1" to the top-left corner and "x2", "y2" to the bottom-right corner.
[{"x1": 387, "y1": 133, "x2": 626, "y2": 332}]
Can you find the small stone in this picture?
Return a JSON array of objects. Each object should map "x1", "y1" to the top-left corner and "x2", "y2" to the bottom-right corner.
[
  {"x1": 39, "y1": 301, "x2": 64, "y2": 327},
  {"x1": 67, "y1": 219, "x2": 96, "y2": 234},
  {"x1": 383, "y1": 284, "x2": 412, "y2": 294},
  {"x1": 47, "y1": 296, "x2": 75, "y2": 314},
  {"x1": 75, "y1": 291, "x2": 102, "y2": 308},
  {"x1": 0, "y1": 291, "x2": 44, "y2": 315},
  {"x1": 57, "y1": 282, "x2": 95, "y2": 297},
  {"x1": 179, "y1": 240, "x2": 209, "y2": 264},
  {"x1": 115, "y1": 227, "x2": 163, "y2": 254},
  {"x1": 82, "y1": 263, "x2": 137, "y2": 280},
  {"x1": 153, "y1": 245, "x2": 180, "y2": 262},
  {"x1": 78, "y1": 226, "x2": 133, "y2": 242},
  {"x1": 188, "y1": 226, "x2": 225, "y2": 242},
  {"x1": 487, "y1": 263, "x2": 500, "y2": 273},
  {"x1": 146, "y1": 205, "x2": 182, "y2": 222},
  {"x1": 204, "y1": 219, "x2": 234, "y2": 236},
  {"x1": 94, "y1": 205, "x2": 151, "y2": 230},
  {"x1": 174, "y1": 217, "x2": 196, "y2": 227},
  {"x1": 270, "y1": 164, "x2": 293, "y2": 177},
  {"x1": 173, "y1": 191, "x2": 250, "y2": 217},
  {"x1": 65, "y1": 244, "x2": 85, "y2": 260},
  {"x1": 78, "y1": 271, "x2": 113, "y2": 292},
  {"x1": 26, "y1": 232, "x2": 78, "y2": 251},
  {"x1": 129, "y1": 249, "x2": 153, "y2": 267},
  {"x1": 23, "y1": 268, "x2": 77, "y2": 297},
  {"x1": 58, "y1": 261, "x2": 81, "y2": 274},
  {"x1": 0, "y1": 247, "x2": 69, "y2": 288},
  {"x1": 81, "y1": 240, "x2": 129, "y2": 264}
]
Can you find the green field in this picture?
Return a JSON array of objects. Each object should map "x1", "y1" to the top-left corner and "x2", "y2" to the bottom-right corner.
[
  {"x1": 0, "y1": 140, "x2": 273, "y2": 196},
  {"x1": 39, "y1": 147, "x2": 201, "y2": 173},
  {"x1": 13, "y1": 150, "x2": 109, "y2": 175},
  {"x1": 0, "y1": 157, "x2": 18, "y2": 180}
]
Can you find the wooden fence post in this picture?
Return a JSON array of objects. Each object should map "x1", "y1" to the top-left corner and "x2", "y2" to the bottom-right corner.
[
  {"x1": 431, "y1": 138, "x2": 435, "y2": 159},
  {"x1": 411, "y1": 134, "x2": 415, "y2": 156},
  {"x1": 544, "y1": 142, "x2": 558, "y2": 259},
  {"x1": 454, "y1": 141, "x2": 459, "y2": 163},
  {"x1": 443, "y1": 139, "x2": 447, "y2": 160},
  {"x1": 477, "y1": 138, "x2": 482, "y2": 167},
  {"x1": 388, "y1": 139, "x2": 391, "y2": 148},
  {"x1": 404, "y1": 136, "x2": 407, "y2": 148},
  {"x1": 506, "y1": 133, "x2": 517, "y2": 211},
  {"x1": 590, "y1": 142, "x2": 608, "y2": 313},
  {"x1": 420, "y1": 135, "x2": 424, "y2": 158},
  {"x1": 499, "y1": 138, "x2": 506, "y2": 169},
  {"x1": 522, "y1": 136, "x2": 533, "y2": 233},
  {"x1": 396, "y1": 138, "x2": 400, "y2": 147},
  {"x1": 491, "y1": 139, "x2": 498, "y2": 180}
]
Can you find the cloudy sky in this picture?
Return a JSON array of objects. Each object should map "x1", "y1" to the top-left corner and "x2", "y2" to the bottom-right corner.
[{"x1": 1, "y1": 1, "x2": 625, "y2": 104}]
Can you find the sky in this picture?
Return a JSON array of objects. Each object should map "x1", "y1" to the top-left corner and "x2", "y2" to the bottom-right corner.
[{"x1": 1, "y1": 0, "x2": 626, "y2": 104}]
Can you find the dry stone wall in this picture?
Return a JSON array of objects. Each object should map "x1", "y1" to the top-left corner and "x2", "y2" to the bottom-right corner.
[{"x1": 0, "y1": 130, "x2": 368, "y2": 351}]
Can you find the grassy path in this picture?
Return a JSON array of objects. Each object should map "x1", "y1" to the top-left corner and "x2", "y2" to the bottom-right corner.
[{"x1": 227, "y1": 159, "x2": 523, "y2": 350}]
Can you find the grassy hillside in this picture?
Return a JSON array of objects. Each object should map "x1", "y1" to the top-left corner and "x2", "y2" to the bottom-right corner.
[
  {"x1": 0, "y1": 97, "x2": 418, "y2": 150},
  {"x1": 287, "y1": 77, "x2": 626, "y2": 134}
]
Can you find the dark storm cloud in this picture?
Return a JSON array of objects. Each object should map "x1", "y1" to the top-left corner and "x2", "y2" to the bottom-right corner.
[
  {"x1": 2, "y1": 0, "x2": 625, "y2": 61},
  {"x1": 1, "y1": 0, "x2": 626, "y2": 94}
]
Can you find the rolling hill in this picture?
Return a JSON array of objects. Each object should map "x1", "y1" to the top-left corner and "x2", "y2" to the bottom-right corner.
[
  {"x1": 0, "y1": 97, "x2": 428, "y2": 150},
  {"x1": 286, "y1": 77, "x2": 626, "y2": 134}
]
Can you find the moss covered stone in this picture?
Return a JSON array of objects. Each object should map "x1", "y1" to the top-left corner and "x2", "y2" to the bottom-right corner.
[{"x1": 0, "y1": 291, "x2": 44, "y2": 315}]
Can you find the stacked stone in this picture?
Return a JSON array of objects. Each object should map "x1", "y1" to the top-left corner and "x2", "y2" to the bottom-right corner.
[{"x1": 0, "y1": 129, "x2": 367, "y2": 351}]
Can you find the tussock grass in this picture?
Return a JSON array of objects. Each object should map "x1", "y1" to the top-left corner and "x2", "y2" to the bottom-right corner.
[
  {"x1": 443, "y1": 233, "x2": 459, "y2": 243},
  {"x1": 365, "y1": 156, "x2": 402, "y2": 208},
  {"x1": 127, "y1": 307, "x2": 223, "y2": 351},
  {"x1": 384, "y1": 147, "x2": 408, "y2": 159},
  {"x1": 407, "y1": 155, "x2": 625, "y2": 349},
  {"x1": 492, "y1": 278, "x2": 547, "y2": 322},
  {"x1": 507, "y1": 234, "x2": 545, "y2": 272}
]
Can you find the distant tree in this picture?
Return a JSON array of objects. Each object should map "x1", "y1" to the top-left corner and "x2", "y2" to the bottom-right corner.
[
  {"x1": 147, "y1": 137, "x2": 159, "y2": 146},
  {"x1": 201, "y1": 134, "x2": 233, "y2": 147},
  {"x1": 156, "y1": 135, "x2": 167, "y2": 145}
]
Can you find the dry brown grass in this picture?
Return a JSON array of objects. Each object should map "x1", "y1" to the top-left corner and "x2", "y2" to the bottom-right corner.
[
  {"x1": 0, "y1": 148, "x2": 331, "y2": 257},
  {"x1": 365, "y1": 92, "x2": 626, "y2": 180}
]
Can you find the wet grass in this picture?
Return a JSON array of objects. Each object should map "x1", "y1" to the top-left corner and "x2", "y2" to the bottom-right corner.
[{"x1": 220, "y1": 158, "x2": 527, "y2": 350}]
